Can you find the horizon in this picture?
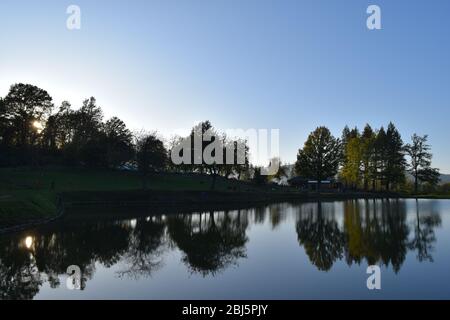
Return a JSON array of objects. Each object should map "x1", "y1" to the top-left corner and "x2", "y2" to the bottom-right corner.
[{"x1": 1, "y1": 0, "x2": 450, "y2": 172}]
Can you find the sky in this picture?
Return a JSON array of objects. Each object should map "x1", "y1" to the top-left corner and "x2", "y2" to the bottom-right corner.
[{"x1": 1, "y1": 0, "x2": 450, "y2": 172}]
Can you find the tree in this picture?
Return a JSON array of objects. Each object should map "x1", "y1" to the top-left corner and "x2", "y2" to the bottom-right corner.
[
  {"x1": 0, "y1": 98, "x2": 13, "y2": 147},
  {"x1": 252, "y1": 166, "x2": 267, "y2": 186},
  {"x1": 231, "y1": 139, "x2": 250, "y2": 180},
  {"x1": 41, "y1": 113, "x2": 58, "y2": 152},
  {"x1": 72, "y1": 97, "x2": 103, "y2": 145},
  {"x1": 372, "y1": 127, "x2": 388, "y2": 190},
  {"x1": 295, "y1": 127, "x2": 341, "y2": 190},
  {"x1": 405, "y1": 134, "x2": 440, "y2": 193},
  {"x1": 79, "y1": 135, "x2": 108, "y2": 167},
  {"x1": 103, "y1": 117, "x2": 134, "y2": 168},
  {"x1": 188, "y1": 121, "x2": 224, "y2": 190},
  {"x1": 384, "y1": 123, "x2": 406, "y2": 191},
  {"x1": 136, "y1": 133, "x2": 168, "y2": 189},
  {"x1": 0, "y1": 98, "x2": 15, "y2": 166},
  {"x1": 340, "y1": 136, "x2": 362, "y2": 189},
  {"x1": 360, "y1": 124, "x2": 376, "y2": 191},
  {"x1": 189, "y1": 121, "x2": 213, "y2": 174},
  {"x1": 68, "y1": 97, "x2": 105, "y2": 166},
  {"x1": 55, "y1": 101, "x2": 76, "y2": 147},
  {"x1": 3, "y1": 83, "x2": 53, "y2": 147},
  {"x1": 0, "y1": 98, "x2": 7, "y2": 143},
  {"x1": 341, "y1": 126, "x2": 360, "y2": 167}
]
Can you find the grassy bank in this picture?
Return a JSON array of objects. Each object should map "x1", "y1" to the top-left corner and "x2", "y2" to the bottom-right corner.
[
  {"x1": 401, "y1": 193, "x2": 450, "y2": 200},
  {"x1": 0, "y1": 167, "x2": 288, "y2": 226},
  {"x1": 2, "y1": 166, "x2": 450, "y2": 228},
  {"x1": 0, "y1": 190, "x2": 57, "y2": 227}
]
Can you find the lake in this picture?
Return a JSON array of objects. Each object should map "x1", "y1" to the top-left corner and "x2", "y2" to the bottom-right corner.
[{"x1": 1, "y1": 199, "x2": 450, "y2": 300}]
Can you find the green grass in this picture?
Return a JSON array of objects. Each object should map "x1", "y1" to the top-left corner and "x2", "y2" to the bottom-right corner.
[
  {"x1": 2, "y1": 166, "x2": 450, "y2": 228},
  {"x1": 0, "y1": 190, "x2": 57, "y2": 227},
  {"x1": 0, "y1": 167, "x2": 291, "y2": 226},
  {"x1": 0, "y1": 167, "x2": 277, "y2": 192},
  {"x1": 0, "y1": 167, "x2": 139, "y2": 226}
]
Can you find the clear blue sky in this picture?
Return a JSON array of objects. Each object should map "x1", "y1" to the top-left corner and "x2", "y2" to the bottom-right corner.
[{"x1": 1, "y1": 0, "x2": 449, "y2": 172}]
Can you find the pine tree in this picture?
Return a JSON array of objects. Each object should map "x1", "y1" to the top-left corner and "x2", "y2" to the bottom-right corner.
[
  {"x1": 372, "y1": 127, "x2": 388, "y2": 191},
  {"x1": 361, "y1": 124, "x2": 376, "y2": 191},
  {"x1": 384, "y1": 123, "x2": 406, "y2": 191}
]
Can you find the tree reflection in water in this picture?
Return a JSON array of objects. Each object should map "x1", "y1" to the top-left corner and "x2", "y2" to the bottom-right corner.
[
  {"x1": 0, "y1": 199, "x2": 444, "y2": 299},
  {"x1": 295, "y1": 199, "x2": 441, "y2": 273},
  {"x1": 0, "y1": 217, "x2": 168, "y2": 299},
  {"x1": 296, "y1": 202, "x2": 345, "y2": 271},
  {"x1": 116, "y1": 217, "x2": 167, "y2": 279},
  {"x1": 342, "y1": 199, "x2": 409, "y2": 273},
  {"x1": 408, "y1": 199, "x2": 442, "y2": 262},
  {"x1": 167, "y1": 210, "x2": 248, "y2": 276},
  {"x1": 0, "y1": 235, "x2": 42, "y2": 300}
]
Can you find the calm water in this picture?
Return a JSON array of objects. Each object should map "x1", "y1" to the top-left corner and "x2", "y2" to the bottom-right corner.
[{"x1": 1, "y1": 199, "x2": 450, "y2": 300}]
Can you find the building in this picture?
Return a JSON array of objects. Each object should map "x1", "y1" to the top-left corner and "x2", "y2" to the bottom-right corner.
[{"x1": 288, "y1": 176, "x2": 342, "y2": 191}]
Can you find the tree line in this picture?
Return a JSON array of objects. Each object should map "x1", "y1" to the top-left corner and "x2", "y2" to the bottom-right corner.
[
  {"x1": 0, "y1": 83, "x2": 254, "y2": 187},
  {"x1": 0, "y1": 83, "x2": 441, "y2": 193},
  {"x1": 295, "y1": 124, "x2": 440, "y2": 193}
]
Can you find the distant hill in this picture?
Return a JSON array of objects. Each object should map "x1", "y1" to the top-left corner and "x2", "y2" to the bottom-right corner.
[{"x1": 406, "y1": 172, "x2": 450, "y2": 185}]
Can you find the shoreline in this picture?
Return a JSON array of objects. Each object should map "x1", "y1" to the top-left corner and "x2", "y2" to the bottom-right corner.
[{"x1": 2, "y1": 190, "x2": 450, "y2": 235}]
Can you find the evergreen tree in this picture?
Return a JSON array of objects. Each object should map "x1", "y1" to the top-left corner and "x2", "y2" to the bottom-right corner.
[
  {"x1": 360, "y1": 124, "x2": 376, "y2": 191},
  {"x1": 384, "y1": 123, "x2": 406, "y2": 191},
  {"x1": 372, "y1": 127, "x2": 388, "y2": 191}
]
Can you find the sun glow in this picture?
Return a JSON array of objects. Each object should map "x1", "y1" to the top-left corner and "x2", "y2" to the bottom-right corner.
[
  {"x1": 24, "y1": 236, "x2": 33, "y2": 249},
  {"x1": 32, "y1": 120, "x2": 44, "y2": 133}
]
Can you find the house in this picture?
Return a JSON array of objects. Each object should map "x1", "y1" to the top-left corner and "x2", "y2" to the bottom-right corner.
[{"x1": 288, "y1": 176, "x2": 342, "y2": 191}]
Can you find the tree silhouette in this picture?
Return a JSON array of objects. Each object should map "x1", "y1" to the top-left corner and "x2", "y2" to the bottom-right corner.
[
  {"x1": 406, "y1": 134, "x2": 440, "y2": 193},
  {"x1": 103, "y1": 117, "x2": 134, "y2": 168},
  {"x1": 167, "y1": 211, "x2": 248, "y2": 276},
  {"x1": 384, "y1": 123, "x2": 406, "y2": 191},
  {"x1": 408, "y1": 200, "x2": 442, "y2": 262},
  {"x1": 136, "y1": 133, "x2": 168, "y2": 189},
  {"x1": 295, "y1": 127, "x2": 341, "y2": 190},
  {"x1": 3, "y1": 83, "x2": 53, "y2": 148},
  {"x1": 117, "y1": 218, "x2": 167, "y2": 279},
  {"x1": 296, "y1": 202, "x2": 345, "y2": 271}
]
